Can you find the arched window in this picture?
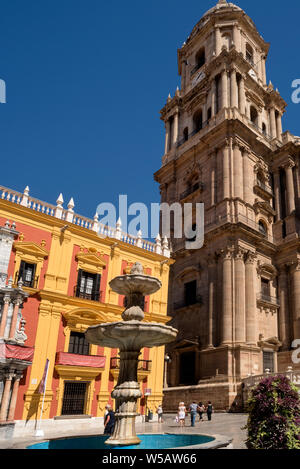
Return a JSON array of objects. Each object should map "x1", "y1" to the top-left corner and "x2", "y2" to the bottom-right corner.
[
  {"x1": 183, "y1": 127, "x2": 189, "y2": 142},
  {"x1": 250, "y1": 106, "x2": 258, "y2": 126},
  {"x1": 193, "y1": 109, "x2": 203, "y2": 133},
  {"x1": 258, "y1": 220, "x2": 267, "y2": 237},
  {"x1": 196, "y1": 48, "x2": 205, "y2": 69},
  {"x1": 246, "y1": 43, "x2": 254, "y2": 66}
]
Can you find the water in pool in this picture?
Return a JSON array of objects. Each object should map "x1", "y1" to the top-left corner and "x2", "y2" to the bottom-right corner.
[{"x1": 27, "y1": 434, "x2": 214, "y2": 450}]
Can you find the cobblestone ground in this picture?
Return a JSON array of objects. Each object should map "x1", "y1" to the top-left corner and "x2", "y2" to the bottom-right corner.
[{"x1": 0, "y1": 413, "x2": 248, "y2": 449}]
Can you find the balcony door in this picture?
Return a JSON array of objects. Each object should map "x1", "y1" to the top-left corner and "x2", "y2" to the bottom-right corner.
[
  {"x1": 61, "y1": 381, "x2": 88, "y2": 416},
  {"x1": 75, "y1": 269, "x2": 101, "y2": 301}
]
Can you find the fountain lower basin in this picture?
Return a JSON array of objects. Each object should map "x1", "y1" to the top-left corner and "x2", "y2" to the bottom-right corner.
[{"x1": 27, "y1": 433, "x2": 230, "y2": 450}]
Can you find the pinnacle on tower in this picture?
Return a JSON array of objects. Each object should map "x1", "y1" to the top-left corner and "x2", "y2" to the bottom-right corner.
[{"x1": 218, "y1": 0, "x2": 227, "y2": 4}]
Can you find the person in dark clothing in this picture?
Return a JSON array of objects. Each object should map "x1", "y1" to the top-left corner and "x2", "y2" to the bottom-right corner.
[
  {"x1": 206, "y1": 402, "x2": 213, "y2": 421},
  {"x1": 104, "y1": 404, "x2": 115, "y2": 435},
  {"x1": 198, "y1": 402, "x2": 205, "y2": 421}
]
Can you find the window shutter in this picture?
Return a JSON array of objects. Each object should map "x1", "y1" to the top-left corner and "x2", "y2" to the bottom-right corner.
[
  {"x1": 18, "y1": 260, "x2": 26, "y2": 283},
  {"x1": 94, "y1": 274, "x2": 101, "y2": 301},
  {"x1": 76, "y1": 269, "x2": 83, "y2": 297}
]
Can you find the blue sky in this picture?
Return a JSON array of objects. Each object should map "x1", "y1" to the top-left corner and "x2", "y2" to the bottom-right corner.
[{"x1": 1, "y1": 0, "x2": 300, "y2": 236}]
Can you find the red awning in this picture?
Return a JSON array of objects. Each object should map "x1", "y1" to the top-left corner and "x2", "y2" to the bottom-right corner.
[
  {"x1": 0, "y1": 343, "x2": 34, "y2": 362},
  {"x1": 55, "y1": 352, "x2": 106, "y2": 368}
]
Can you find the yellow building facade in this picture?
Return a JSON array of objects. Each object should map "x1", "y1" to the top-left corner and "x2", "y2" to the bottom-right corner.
[{"x1": 0, "y1": 185, "x2": 172, "y2": 428}]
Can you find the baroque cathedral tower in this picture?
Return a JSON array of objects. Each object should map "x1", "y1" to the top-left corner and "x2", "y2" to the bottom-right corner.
[{"x1": 154, "y1": 0, "x2": 300, "y2": 410}]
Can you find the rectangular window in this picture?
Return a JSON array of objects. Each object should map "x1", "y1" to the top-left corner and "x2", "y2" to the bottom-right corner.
[
  {"x1": 261, "y1": 278, "x2": 270, "y2": 298},
  {"x1": 75, "y1": 270, "x2": 101, "y2": 301},
  {"x1": 18, "y1": 261, "x2": 37, "y2": 288},
  {"x1": 184, "y1": 280, "x2": 197, "y2": 306},
  {"x1": 263, "y1": 351, "x2": 274, "y2": 373},
  {"x1": 68, "y1": 331, "x2": 90, "y2": 355},
  {"x1": 61, "y1": 381, "x2": 87, "y2": 416}
]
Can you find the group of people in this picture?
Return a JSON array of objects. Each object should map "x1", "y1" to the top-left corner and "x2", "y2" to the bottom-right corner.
[{"x1": 177, "y1": 401, "x2": 213, "y2": 427}]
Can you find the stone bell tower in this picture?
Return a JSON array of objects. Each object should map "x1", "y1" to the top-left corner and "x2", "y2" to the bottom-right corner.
[{"x1": 154, "y1": 0, "x2": 300, "y2": 410}]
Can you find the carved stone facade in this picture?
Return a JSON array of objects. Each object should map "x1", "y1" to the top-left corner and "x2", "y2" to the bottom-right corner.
[{"x1": 154, "y1": 0, "x2": 300, "y2": 410}]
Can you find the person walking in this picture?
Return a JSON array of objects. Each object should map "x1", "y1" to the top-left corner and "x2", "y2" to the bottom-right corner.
[
  {"x1": 198, "y1": 402, "x2": 205, "y2": 421},
  {"x1": 206, "y1": 401, "x2": 213, "y2": 421},
  {"x1": 189, "y1": 401, "x2": 198, "y2": 427},
  {"x1": 178, "y1": 402, "x2": 186, "y2": 427},
  {"x1": 156, "y1": 404, "x2": 164, "y2": 423},
  {"x1": 104, "y1": 404, "x2": 115, "y2": 435}
]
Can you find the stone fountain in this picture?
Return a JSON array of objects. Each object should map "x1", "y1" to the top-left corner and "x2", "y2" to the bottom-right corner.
[{"x1": 85, "y1": 262, "x2": 177, "y2": 446}]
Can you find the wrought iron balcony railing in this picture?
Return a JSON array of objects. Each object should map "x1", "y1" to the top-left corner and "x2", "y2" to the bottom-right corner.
[
  {"x1": 15, "y1": 271, "x2": 39, "y2": 289},
  {"x1": 73, "y1": 286, "x2": 103, "y2": 302},
  {"x1": 180, "y1": 182, "x2": 204, "y2": 200},
  {"x1": 110, "y1": 357, "x2": 152, "y2": 372},
  {"x1": 257, "y1": 293, "x2": 280, "y2": 306}
]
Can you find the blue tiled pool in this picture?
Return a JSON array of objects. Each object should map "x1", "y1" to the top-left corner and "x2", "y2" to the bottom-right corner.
[{"x1": 27, "y1": 434, "x2": 215, "y2": 450}]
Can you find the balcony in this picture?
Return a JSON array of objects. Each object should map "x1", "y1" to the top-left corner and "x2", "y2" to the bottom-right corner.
[
  {"x1": 14, "y1": 271, "x2": 39, "y2": 289},
  {"x1": 180, "y1": 182, "x2": 204, "y2": 200},
  {"x1": 73, "y1": 286, "x2": 103, "y2": 302},
  {"x1": 254, "y1": 180, "x2": 274, "y2": 200},
  {"x1": 110, "y1": 357, "x2": 152, "y2": 380},
  {"x1": 0, "y1": 343, "x2": 34, "y2": 362},
  {"x1": 55, "y1": 352, "x2": 106, "y2": 368},
  {"x1": 174, "y1": 295, "x2": 202, "y2": 311},
  {"x1": 257, "y1": 293, "x2": 280, "y2": 307}
]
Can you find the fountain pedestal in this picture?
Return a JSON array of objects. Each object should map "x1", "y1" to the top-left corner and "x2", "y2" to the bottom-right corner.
[{"x1": 85, "y1": 262, "x2": 177, "y2": 446}]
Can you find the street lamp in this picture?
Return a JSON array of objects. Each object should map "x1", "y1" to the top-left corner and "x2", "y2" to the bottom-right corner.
[{"x1": 164, "y1": 353, "x2": 171, "y2": 388}]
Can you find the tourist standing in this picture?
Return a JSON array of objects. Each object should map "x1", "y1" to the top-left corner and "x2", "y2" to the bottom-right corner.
[
  {"x1": 178, "y1": 402, "x2": 186, "y2": 427},
  {"x1": 156, "y1": 404, "x2": 164, "y2": 423},
  {"x1": 198, "y1": 402, "x2": 205, "y2": 421},
  {"x1": 189, "y1": 401, "x2": 198, "y2": 427},
  {"x1": 207, "y1": 401, "x2": 213, "y2": 421},
  {"x1": 104, "y1": 404, "x2": 115, "y2": 435}
]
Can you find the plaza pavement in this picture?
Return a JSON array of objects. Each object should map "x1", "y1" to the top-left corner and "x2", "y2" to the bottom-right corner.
[{"x1": 0, "y1": 413, "x2": 248, "y2": 449}]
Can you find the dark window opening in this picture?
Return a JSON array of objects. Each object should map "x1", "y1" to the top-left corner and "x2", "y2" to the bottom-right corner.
[
  {"x1": 250, "y1": 106, "x2": 258, "y2": 126},
  {"x1": 196, "y1": 48, "x2": 205, "y2": 69},
  {"x1": 263, "y1": 351, "x2": 274, "y2": 373},
  {"x1": 68, "y1": 331, "x2": 90, "y2": 355},
  {"x1": 259, "y1": 220, "x2": 267, "y2": 237},
  {"x1": 193, "y1": 110, "x2": 203, "y2": 133},
  {"x1": 61, "y1": 381, "x2": 87, "y2": 416},
  {"x1": 184, "y1": 280, "x2": 197, "y2": 306},
  {"x1": 262, "y1": 122, "x2": 267, "y2": 135},
  {"x1": 279, "y1": 168, "x2": 287, "y2": 220},
  {"x1": 75, "y1": 269, "x2": 101, "y2": 301},
  {"x1": 207, "y1": 107, "x2": 212, "y2": 121},
  {"x1": 179, "y1": 351, "x2": 196, "y2": 385},
  {"x1": 183, "y1": 127, "x2": 189, "y2": 142},
  {"x1": 246, "y1": 44, "x2": 254, "y2": 66},
  {"x1": 261, "y1": 278, "x2": 271, "y2": 298},
  {"x1": 18, "y1": 261, "x2": 37, "y2": 288}
]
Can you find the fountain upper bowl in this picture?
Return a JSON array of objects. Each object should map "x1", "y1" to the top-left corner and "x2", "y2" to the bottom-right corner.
[{"x1": 109, "y1": 274, "x2": 162, "y2": 295}]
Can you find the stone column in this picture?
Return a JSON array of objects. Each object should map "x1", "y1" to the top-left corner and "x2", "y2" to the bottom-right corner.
[
  {"x1": 0, "y1": 296, "x2": 11, "y2": 337},
  {"x1": 207, "y1": 255, "x2": 217, "y2": 348},
  {"x1": 222, "y1": 144, "x2": 230, "y2": 199},
  {"x1": 235, "y1": 248, "x2": 246, "y2": 344},
  {"x1": 278, "y1": 266, "x2": 290, "y2": 350},
  {"x1": 221, "y1": 248, "x2": 233, "y2": 345},
  {"x1": 221, "y1": 70, "x2": 228, "y2": 109},
  {"x1": 270, "y1": 108, "x2": 277, "y2": 139},
  {"x1": 181, "y1": 60, "x2": 186, "y2": 91},
  {"x1": 230, "y1": 69, "x2": 238, "y2": 108},
  {"x1": 211, "y1": 151, "x2": 216, "y2": 206},
  {"x1": 215, "y1": 27, "x2": 221, "y2": 56},
  {"x1": 276, "y1": 113, "x2": 283, "y2": 142},
  {"x1": 261, "y1": 56, "x2": 266, "y2": 84},
  {"x1": 243, "y1": 149, "x2": 251, "y2": 203},
  {"x1": 173, "y1": 112, "x2": 179, "y2": 147},
  {"x1": 290, "y1": 260, "x2": 300, "y2": 341},
  {"x1": 233, "y1": 25, "x2": 241, "y2": 51},
  {"x1": 7, "y1": 372, "x2": 22, "y2": 421},
  {"x1": 273, "y1": 169, "x2": 282, "y2": 221},
  {"x1": 0, "y1": 370, "x2": 14, "y2": 422},
  {"x1": 238, "y1": 76, "x2": 246, "y2": 114},
  {"x1": 211, "y1": 78, "x2": 217, "y2": 116},
  {"x1": 164, "y1": 120, "x2": 170, "y2": 154},
  {"x1": 9, "y1": 299, "x2": 21, "y2": 340},
  {"x1": 284, "y1": 160, "x2": 296, "y2": 215},
  {"x1": 233, "y1": 143, "x2": 243, "y2": 199},
  {"x1": 245, "y1": 252, "x2": 257, "y2": 345}
]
